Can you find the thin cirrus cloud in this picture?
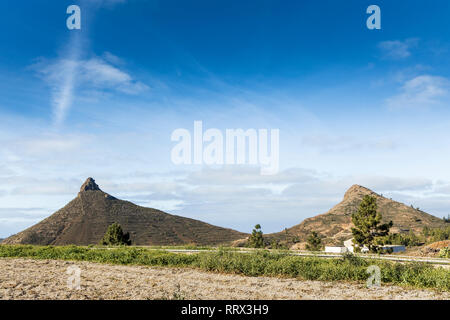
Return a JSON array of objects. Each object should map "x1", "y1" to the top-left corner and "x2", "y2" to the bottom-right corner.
[
  {"x1": 300, "y1": 135, "x2": 398, "y2": 153},
  {"x1": 34, "y1": 55, "x2": 149, "y2": 125},
  {"x1": 386, "y1": 75, "x2": 450, "y2": 109},
  {"x1": 31, "y1": 0, "x2": 139, "y2": 126},
  {"x1": 378, "y1": 38, "x2": 419, "y2": 60}
]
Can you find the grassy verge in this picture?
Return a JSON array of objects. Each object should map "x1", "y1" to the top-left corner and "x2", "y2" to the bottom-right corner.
[
  {"x1": 0, "y1": 245, "x2": 448, "y2": 291},
  {"x1": 133, "y1": 245, "x2": 243, "y2": 251}
]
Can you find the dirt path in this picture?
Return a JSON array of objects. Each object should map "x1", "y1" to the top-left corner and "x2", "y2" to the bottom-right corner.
[{"x1": 0, "y1": 258, "x2": 448, "y2": 300}]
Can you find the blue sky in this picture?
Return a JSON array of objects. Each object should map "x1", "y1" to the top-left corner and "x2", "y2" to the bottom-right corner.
[{"x1": 1, "y1": 0, "x2": 450, "y2": 237}]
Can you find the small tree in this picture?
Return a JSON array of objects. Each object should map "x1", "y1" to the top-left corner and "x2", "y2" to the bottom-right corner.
[
  {"x1": 440, "y1": 247, "x2": 450, "y2": 258},
  {"x1": 305, "y1": 231, "x2": 323, "y2": 251},
  {"x1": 101, "y1": 222, "x2": 131, "y2": 246},
  {"x1": 422, "y1": 226, "x2": 430, "y2": 237},
  {"x1": 351, "y1": 195, "x2": 392, "y2": 253},
  {"x1": 248, "y1": 224, "x2": 265, "y2": 248},
  {"x1": 270, "y1": 239, "x2": 287, "y2": 250}
]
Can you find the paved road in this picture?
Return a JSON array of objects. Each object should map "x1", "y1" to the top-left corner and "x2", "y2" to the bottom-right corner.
[
  {"x1": 151, "y1": 248, "x2": 450, "y2": 265},
  {"x1": 92, "y1": 246, "x2": 450, "y2": 265}
]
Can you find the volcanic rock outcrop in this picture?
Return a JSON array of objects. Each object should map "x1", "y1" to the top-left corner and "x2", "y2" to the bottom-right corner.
[{"x1": 3, "y1": 178, "x2": 247, "y2": 246}]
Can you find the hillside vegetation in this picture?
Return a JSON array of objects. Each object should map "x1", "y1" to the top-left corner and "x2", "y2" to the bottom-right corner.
[
  {"x1": 0, "y1": 245, "x2": 448, "y2": 291},
  {"x1": 268, "y1": 185, "x2": 447, "y2": 248}
]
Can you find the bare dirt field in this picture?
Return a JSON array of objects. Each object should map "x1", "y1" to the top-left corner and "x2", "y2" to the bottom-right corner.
[{"x1": 0, "y1": 258, "x2": 448, "y2": 300}]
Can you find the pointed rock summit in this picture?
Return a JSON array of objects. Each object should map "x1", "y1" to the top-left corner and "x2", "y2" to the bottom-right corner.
[
  {"x1": 80, "y1": 177, "x2": 101, "y2": 193},
  {"x1": 343, "y1": 184, "x2": 376, "y2": 200},
  {"x1": 3, "y1": 177, "x2": 246, "y2": 246}
]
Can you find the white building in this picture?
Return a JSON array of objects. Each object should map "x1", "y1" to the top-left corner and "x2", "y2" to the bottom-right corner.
[
  {"x1": 344, "y1": 238, "x2": 405, "y2": 253},
  {"x1": 344, "y1": 238, "x2": 354, "y2": 252},
  {"x1": 325, "y1": 246, "x2": 348, "y2": 253},
  {"x1": 344, "y1": 238, "x2": 369, "y2": 253}
]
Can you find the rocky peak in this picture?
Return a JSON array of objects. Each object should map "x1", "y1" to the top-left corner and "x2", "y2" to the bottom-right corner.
[
  {"x1": 343, "y1": 184, "x2": 377, "y2": 200},
  {"x1": 80, "y1": 178, "x2": 101, "y2": 193}
]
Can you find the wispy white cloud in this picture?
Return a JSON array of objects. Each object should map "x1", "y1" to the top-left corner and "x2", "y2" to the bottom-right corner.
[
  {"x1": 30, "y1": 0, "x2": 138, "y2": 125},
  {"x1": 183, "y1": 167, "x2": 318, "y2": 186},
  {"x1": 102, "y1": 51, "x2": 125, "y2": 66},
  {"x1": 14, "y1": 135, "x2": 85, "y2": 157},
  {"x1": 378, "y1": 38, "x2": 419, "y2": 60},
  {"x1": 34, "y1": 55, "x2": 148, "y2": 124},
  {"x1": 300, "y1": 135, "x2": 398, "y2": 153},
  {"x1": 386, "y1": 75, "x2": 450, "y2": 109},
  {"x1": 79, "y1": 57, "x2": 149, "y2": 94}
]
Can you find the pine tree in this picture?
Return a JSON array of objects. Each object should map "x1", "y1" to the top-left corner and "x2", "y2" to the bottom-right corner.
[
  {"x1": 305, "y1": 231, "x2": 323, "y2": 251},
  {"x1": 351, "y1": 195, "x2": 392, "y2": 253},
  {"x1": 101, "y1": 222, "x2": 131, "y2": 246},
  {"x1": 248, "y1": 224, "x2": 265, "y2": 248}
]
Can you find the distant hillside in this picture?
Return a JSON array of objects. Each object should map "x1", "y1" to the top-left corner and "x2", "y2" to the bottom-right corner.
[
  {"x1": 268, "y1": 185, "x2": 447, "y2": 246},
  {"x1": 3, "y1": 178, "x2": 247, "y2": 246}
]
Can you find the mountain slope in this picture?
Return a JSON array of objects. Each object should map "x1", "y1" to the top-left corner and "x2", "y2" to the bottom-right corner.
[
  {"x1": 269, "y1": 185, "x2": 447, "y2": 246},
  {"x1": 3, "y1": 178, "x2": 247, "y2": 246}
]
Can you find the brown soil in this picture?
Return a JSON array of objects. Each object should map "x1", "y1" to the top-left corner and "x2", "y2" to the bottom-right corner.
[
  {"x1": 0, "y1": 258, "x2": 448, "y2": 300},
  {"x1": 406, "y1": 240, "x2": 450, "y2": 257}
]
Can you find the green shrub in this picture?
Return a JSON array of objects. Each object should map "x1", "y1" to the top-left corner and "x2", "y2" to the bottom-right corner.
[
  {"x1": 427, "y1": 226, "x2": 450, "y2": 243},
  {"x1": 305, "y1": 231, "x2": 323, "y2": 251},
  {"x1": 439, "y1": 247, "x2": 450, "y2": 258},
  {"x1": 247, "y1": 224, "x2": 265, "y2": 248},
  {"x1": 100, "y1": 223, "x2": 131, "y2": 246}
]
